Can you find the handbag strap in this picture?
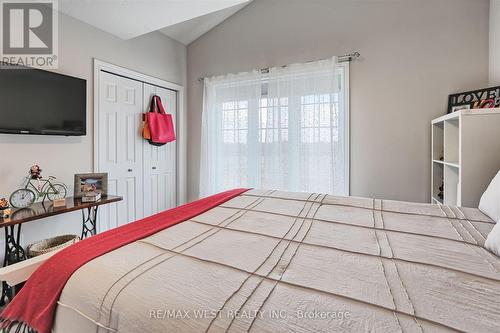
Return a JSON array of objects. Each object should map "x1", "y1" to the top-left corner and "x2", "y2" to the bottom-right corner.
[
  {"x1": 155, "y1": 96, "x2": 167, "y2": 115},
  {"x1": 148, "y1": 95, "x2": 167, "y2": 115},
  {"x1": 149, "y1": 95, "x2": 158, "y2": 113}
]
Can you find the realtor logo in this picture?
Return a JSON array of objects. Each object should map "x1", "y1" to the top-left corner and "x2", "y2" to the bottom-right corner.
[{"x1": 0, "y1": 0, "x2": 58, "y2": 68}]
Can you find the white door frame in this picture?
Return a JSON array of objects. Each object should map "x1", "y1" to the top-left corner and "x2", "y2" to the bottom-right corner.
[{"x1": 93, "y1": 59, "x2": 187, "y2": 205}]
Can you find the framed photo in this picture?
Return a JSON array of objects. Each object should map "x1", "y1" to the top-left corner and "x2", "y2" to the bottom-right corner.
[
  {"x1": 451, "y1": 104, "x2": 470, "y2": 112},
  {"x1": 74, "y1": 173, "x2": 108, "y2": 198}
]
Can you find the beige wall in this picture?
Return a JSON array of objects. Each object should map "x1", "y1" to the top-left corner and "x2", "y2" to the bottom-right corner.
[
  {"x1": 491, "y1": 0, "x2": 500, "y2": 85},
  {"x1": 187, "y1": 0, "x2": 490, "y2": 203},
  {"x1": 0, "y1": 13, "x2": 186, "y2": 247}
]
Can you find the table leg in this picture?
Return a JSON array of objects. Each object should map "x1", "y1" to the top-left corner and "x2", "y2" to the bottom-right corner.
[
  {"x1": 1, "y1": 224, "x2": 26, "y2": 305},
  {"x1": 81, "y1": 206, "x2": 99, "y2": 239}
]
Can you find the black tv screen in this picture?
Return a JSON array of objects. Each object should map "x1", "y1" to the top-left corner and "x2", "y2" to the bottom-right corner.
[{"x1": 0, "y1": 63, "x2": 86, "y2": 136}]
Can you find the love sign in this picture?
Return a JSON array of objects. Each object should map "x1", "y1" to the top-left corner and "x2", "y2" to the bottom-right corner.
[{"x1": 448, "y1": 86, "x2": 500, "y2": 113}]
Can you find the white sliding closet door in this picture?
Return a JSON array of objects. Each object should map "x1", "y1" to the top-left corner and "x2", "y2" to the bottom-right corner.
[
  {"x1": 143, "y1": 84, "x2": 177, "y2": 216},
  {"x1": 98, "y1": 72, "x2": 144, "y2": 228}
]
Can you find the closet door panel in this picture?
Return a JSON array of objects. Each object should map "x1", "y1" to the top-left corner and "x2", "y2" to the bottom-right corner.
[
  {"x1": 98, "y1": 71, "x2": 144, "y2": 229},
  {"x1": 101, "y1": 178, "x2": 119, "y2": 231},
  {"x1": 156, "y1": 87, "x2": 177, "y2": 211},
  {"x1": 143, "y1": 84, "x2": 177, "y2": 217},
  {"x1": 142, "y1": 84, "x2": 155, "y2": 217}
]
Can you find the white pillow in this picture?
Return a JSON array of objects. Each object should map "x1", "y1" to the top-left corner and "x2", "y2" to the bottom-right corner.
[
  {"x1": 479, "y1": 170, "x2": 500, "y2": 223},
  {"x1": 485, "y1": 223, "x2": 500, "y2": 257}
]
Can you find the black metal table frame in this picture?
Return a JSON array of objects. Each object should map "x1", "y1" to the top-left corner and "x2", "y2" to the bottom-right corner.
[
  {"x1": 1, "y1": 206, "x2": 100, "y2": 305},
  {"x1": 1, "y1": 224, "x2": 26, "y2": 305},
  {"x1": 81, "y1": 206, "x2": 99, "y2": 239}
]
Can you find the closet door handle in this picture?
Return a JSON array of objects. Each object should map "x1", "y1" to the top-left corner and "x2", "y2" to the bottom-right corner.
[
  {"x1": 152, "y1": 167, "x2": 157, "y2": 170},
  {"x1": 127, "y1": 169, "x2": 133, "y2": 172}
]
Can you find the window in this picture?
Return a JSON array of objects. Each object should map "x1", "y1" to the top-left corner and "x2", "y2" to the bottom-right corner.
[
  {"x1": 222, "y1": 100, "x2": 248, "y2": 144},
  {"x1": 201, "y1": 59, "x2": 348, "y2": 197},
  {"x1": 259, "y1": 97, "x2": 289, "y2": 143}
]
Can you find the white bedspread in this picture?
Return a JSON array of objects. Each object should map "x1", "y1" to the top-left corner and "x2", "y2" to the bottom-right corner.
[{"x1": 52, "y1": 190, "x2": 500, "y2": 332}]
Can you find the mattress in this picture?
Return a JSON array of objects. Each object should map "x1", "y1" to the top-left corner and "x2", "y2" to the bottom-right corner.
[{"x1": 52, "y1": 189, "x2": 500, "y2": 333}]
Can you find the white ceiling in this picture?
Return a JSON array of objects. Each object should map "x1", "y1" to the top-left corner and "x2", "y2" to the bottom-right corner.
[
  {"x1": 159, "y1": 2, "x2": 248, "y2": 45},
  {"x1": 58, "y1": 0, "x2": 252, "y2": 43}
]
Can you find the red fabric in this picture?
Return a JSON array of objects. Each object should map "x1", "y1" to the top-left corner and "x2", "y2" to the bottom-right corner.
[
  {"x1": 1, "y1": 188, "x2": 249, "y2": 333},
  {"x1": 146, "y1": 96, "x2": 176, "y2": 144}
]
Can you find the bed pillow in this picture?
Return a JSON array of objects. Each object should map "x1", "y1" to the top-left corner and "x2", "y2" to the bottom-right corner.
[
  {"x1": 479, "y1": 170, "x2": 500, "y2": 223},
  {"x1": 485, "y1": 223, "x2": 500, "y2": 257}
]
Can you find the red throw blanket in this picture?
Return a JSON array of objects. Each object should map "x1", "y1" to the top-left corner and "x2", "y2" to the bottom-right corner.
[{"x1": 0, "y1": 189, "x2": 248, "y2": 333}]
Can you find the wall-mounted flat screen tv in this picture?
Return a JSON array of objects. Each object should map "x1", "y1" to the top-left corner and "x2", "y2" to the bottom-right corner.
[{"x1": 0, "y1": 63, "x2": 86, "y2": 136}]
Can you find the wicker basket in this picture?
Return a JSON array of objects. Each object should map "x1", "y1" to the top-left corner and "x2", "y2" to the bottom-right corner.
[{"x1": 27, "y1": 234, "x2": 80, "y2": 258}]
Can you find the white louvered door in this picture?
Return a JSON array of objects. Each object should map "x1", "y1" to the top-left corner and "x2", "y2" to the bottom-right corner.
[{"x1": 98, "y1": 71, "x2": 144, "y2": 229}]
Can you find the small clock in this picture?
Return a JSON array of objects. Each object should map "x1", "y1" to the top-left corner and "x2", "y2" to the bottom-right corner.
[{"x1": 9, "y1": 189, "x2": 36, "y2": 208}]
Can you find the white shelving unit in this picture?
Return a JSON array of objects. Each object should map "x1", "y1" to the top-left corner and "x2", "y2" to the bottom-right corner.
[{"x1": 431, "y1": 108, "x2": 500, "y2": 207}]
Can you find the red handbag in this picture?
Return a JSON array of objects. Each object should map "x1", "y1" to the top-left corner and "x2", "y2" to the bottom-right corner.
[{"x1": 144, "y1": 95, "x2": 176, "y2": 146}]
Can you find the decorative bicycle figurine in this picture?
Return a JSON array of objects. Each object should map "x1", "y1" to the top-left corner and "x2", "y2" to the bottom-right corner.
[{"x1": 9, "y1": 165, "x2": 68, "y2": 208}]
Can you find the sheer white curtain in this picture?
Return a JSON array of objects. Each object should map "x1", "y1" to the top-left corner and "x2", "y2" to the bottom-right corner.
[
  {"x1": 200, "y1": 57, "x2": 348, "y2": 197},
  {"x1": 200, "y1": 71, "x2": 262, "y2": 197}
]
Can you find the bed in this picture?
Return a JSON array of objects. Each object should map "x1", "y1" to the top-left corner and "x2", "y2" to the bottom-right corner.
[{"x1": 5, "y1": 189, "x2": 500, "y2": 332}]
